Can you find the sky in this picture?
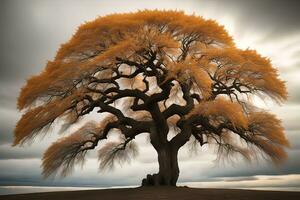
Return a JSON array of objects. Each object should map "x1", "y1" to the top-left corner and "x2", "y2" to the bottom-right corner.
[{"x1": 0, "y1": 0, "x2": 300, "y2": 194}]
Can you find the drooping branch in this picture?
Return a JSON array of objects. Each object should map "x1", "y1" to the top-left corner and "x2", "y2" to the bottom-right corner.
[
  {"x1": 42, "y1": 119, "x2": 117, "y2": 177},
  {"x1": 180, "y1": 109, "x2": 289, "y2": 164},
  {"x1": 98, "y1": 138, "x2": 139, "y2": 170},
  {"x1": 42, "y1": 106, "x2": 152, "y2": 178}
]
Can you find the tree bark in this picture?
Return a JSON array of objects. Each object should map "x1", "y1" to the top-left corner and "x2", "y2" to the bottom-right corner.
[{"x1": 142, "y1": 143, "x2": 179, "y2": 186}]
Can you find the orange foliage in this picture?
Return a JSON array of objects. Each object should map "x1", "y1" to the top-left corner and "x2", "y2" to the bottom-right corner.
[
  {"x1": 165, "y1": 59, "x2": 212, "y2": 98},
  {"x1": 204, "y1": 47, "x2": 287, "y2": 102},
  {"x1": 14, "y1": 88, "x2": 87, "y2": 145},
  {"x1": 42, "y1": 117, "x2": 115, "y2": 177},
  {"x1": 246, "y1": 111, "x2": 290, "y2": 164},
  {"x1": 17, "y1": 10, "x2": 233, "y2": 110},
  {"x1": 201, "y1": 111, "x2": 290, "y2": 164},
  {"x1": 42, "y1": 125, "x2": 92, "y2": 178},
  {"x1": 187, "y1": 98, "x2": 248, "y2": 129},
  {"x1": 98, "y1": 140, "x2": 138, "y2": 170}
]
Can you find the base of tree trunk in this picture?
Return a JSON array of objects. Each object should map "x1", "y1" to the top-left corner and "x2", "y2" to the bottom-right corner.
[
  {"x1": 141, "y1": 174, "x2": 159, "y2": 186},
  {"x1": 141, "y1": 173, "x2": 177, "y2": 186}
]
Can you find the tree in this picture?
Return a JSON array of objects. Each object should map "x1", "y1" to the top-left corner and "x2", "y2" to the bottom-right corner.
[{"x1": 14, "y1": 10, "x2": 289, "y2": 186}]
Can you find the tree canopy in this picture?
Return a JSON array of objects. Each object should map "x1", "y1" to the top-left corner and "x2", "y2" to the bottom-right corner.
[{"x1": 14, "y1": 10, "x2": 289, "y2": 186}]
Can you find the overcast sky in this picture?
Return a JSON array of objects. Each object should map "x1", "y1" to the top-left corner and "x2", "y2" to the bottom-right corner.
[{"x1": 0, "y1": 0, "x2": 300, "y2": 193}]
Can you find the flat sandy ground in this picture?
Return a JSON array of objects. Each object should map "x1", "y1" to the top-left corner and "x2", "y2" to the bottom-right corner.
[{"x1": 0, "y1": 187, "x2": 299, "y2": 200}]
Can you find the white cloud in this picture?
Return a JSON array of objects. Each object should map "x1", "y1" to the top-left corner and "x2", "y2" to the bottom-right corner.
[{"x1": 182, "y1": 174, "x2": 300, "y2": 191}]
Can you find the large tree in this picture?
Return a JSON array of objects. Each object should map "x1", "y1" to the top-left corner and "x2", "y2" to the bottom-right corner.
[{"x1": 14, "y1": 10, "x2": 289, "y2": 186}]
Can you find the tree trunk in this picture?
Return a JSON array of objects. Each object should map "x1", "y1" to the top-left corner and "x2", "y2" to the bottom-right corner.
[{"x1": 142, "y1": 143, "x2": 179, "y2": 186}]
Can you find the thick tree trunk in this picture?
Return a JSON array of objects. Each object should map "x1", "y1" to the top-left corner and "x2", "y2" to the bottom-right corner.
[
  {"x1": 157, "y1": 144, "x2": 179, "y2": 186},
  {"x1": 142, "y1": 144, "x2": 179, "y2": 186}
]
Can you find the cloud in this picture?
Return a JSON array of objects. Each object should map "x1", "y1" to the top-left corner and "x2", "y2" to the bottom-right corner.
[
  {"x1": 273, "y1": 105, "x2": 300, "y2": 131},
  {"x1": 202, "y1": 0, "x2": 300, "y2": 38},
  {"x1": 288, "y1": 84, "x2": 300, "y2": 104},
  {"x1": 197, "y1": 150, "x2": 300, "y2": 179},
  {"x1": 0, "y1": 158, "x2": 157, "y2": 187},
  {"x1": 222, "y1": 176, "x2": 259, "y2": 182},
  {"x1": 0, "y1": 85, "x2": 20, "y2": 109},
  {"x1": 287, "y1": 130, "x2": 300, "y2": 150},
  {"x1": 182, "y1": 174, "x2": 300, "y2": 190},
  {"x1": 0, "y1": 108, "x2": 19, "y2": 145},
  {"x1": 0, "y1": 144, "x2": 42, "y2": 160}
]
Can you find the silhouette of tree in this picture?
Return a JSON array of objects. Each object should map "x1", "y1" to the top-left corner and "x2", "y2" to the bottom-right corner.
[{"x1": 14, "y1": 10, "x2": 289, "y2": 186}]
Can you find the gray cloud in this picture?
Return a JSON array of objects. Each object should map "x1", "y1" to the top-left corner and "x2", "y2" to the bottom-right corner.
[
  {"x1": 204, "y1": 0, "x2": 300, "y2": 38},
  {"x1": 0, "y1": 108, "x2": 19, "y2": 145},
  {"x1": 273, "y1": 105, "x2": 300, "y2": 131},
  {"x1": 202, "y1": 150, "x2": 300, "y2": 179},
  {"x1": 286, "y1": 130, "x2": 300, "y2": 150},
  {"x1": 287, "y1": 84, "x2": 300, "y2": 104},
  {"x1": 222, "y1": 176, "x2": 259, "y2": 182},
  {"x1": 0, "y1": 127, "x2": 13, "y2": 145},
  {"x1": 0, "y1": 159, "x2": 156, "y2": 187},
  {"x1": 0, "y1": 144, "x2": 42, "y2": 160}
]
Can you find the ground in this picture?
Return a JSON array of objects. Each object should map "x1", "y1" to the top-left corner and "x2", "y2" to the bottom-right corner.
[{"x1": 0, "y1": 187, "x2": 299, "y2": 200}]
